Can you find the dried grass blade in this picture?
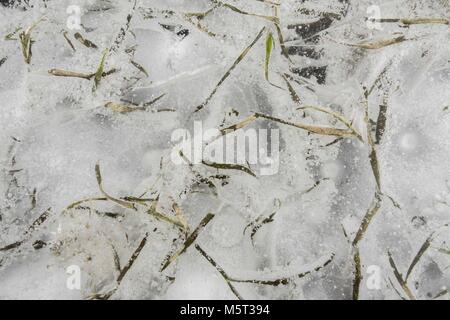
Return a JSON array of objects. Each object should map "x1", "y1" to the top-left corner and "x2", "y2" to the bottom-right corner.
[
  {"x1": 130, "y1": 60, "x2": 149, "y2": 77},
  {"x1": 375, "y1": 104, "x2": 388, "y2": 144},
  {"x1": 265, "y1": 31, "x2": 275, "y2": 81},
  {"x1": 0, "y1": 208, "x2": 51, "y2": 252},
  {"x1": 160, "y1": 213, "x2": 215, "y2": 271},
  {"x1": 298, "y1": 105, "x2": 363, "y2": 141},
  {"x1": 95, "y1": 163, "x2": 136, "y2": 210},
  {"x1": 64, "y1": 197, "x2": 108, "y2": 211},
  {"x1": 282, "y1": 74, "x2": 301, "y2": 104},
  {"x1": 195, "y1": 27, "x2": 266, "y2": 112},
  {"x1": 147, "y1": 199, "x2": 185, "y2": 229},
  {"x1": 93, "y1": 49, "x2": 109, "y2": 91},
  {"x1": 351, "y1": 36, "x2": 407, "y2": 50},
  {"x1": 388, "y1": 277, "x2": 407, "y2": 300},
  {"x1": 433, "y1": 289, "x2": 449, "y2": 299},
  {"x1": 4, "y1": 27, "x2": 21, "y2": 41},
  {"x1": 352, "y1": 192, "x2": 382, "y2": 246},
  {"x1": 19, "y1": 32, "x2": 32, "y2": 64},
  {"x1": 72, "y1": 205, "x2": 123, "y2": 219},
  {"x1": 0, "y1": 57, "x2": 7, "y2": 68},
  {"x1": 212, "y1": 0, "x2": 277, "y2": 22},
  {"x1": 254, "y1": 113, "x2": 355, "y2": 137},
  {"x1": 274, "y1": 22, "x2": 291, "y2": 61},
  {"x1": 48, "y1": 69, "x2": 92, "y2": 80},
  {"x1": 63, "y1": 31, "x2": 76, "y2": 51},
  {"x1": 27, "y1": 208, "x2": 51, "y2": 234},
  {"x1": 388, "y1": 251, "x2": 416, "y2": 300},
  {"x1": 172, "y1": 202, "x2": 190, "y2": 234},
  {"x1": 92, "y1": 234, "x2": 148, "y2": 300},
  {"x1": 370, "y1": 18, "x2": 450, "y2": 26},
  {"x1": 0, "y1": 241, "x2": 23, "y2": 252},
  {"x1": 74, "y1": 32, "x2": 98, "y2": 49},
  {"x1": 117, "y1": 233, "x2": 148, "y2": 284},
  {"x1": 110, "y1": 243, "x2": 121, "y2": 272},
  {"x1": 363, "y1": 93, "x2": 382, "y2": 191},
  {"x1": 369, "y1": 147, "x2": 381, "y2": 190},
  {"x1": 229, "y1": 253, "x2": 335, "y2": 286},
  {"x1": 19, "y1": 17, "x2": 45, "y2": 64},
  {"x1": 248, "y1": 212, "x2": 276, "y2": 245},
  {"x1": 220, "y1": 114, "x2": 259, "y2": 136},
  {"x1": 195, "y1": 244, "x2": 243, "y2": 300},
  {"x1": 104, "y1": 102, "x2": 144, "y2": 113},
  {"x1": 142, "y1": 93, "x2": 166, "y2": 107},
  {"x1": 202, "y1": 160, "x2": 256, "y2": 177}
]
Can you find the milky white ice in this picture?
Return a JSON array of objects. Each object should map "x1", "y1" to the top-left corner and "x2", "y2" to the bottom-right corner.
[{"x1": 0, "y1": 0, "x2": 449, "y2": 300}]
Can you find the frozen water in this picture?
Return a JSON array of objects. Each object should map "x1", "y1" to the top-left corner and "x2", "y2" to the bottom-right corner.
[{"x1": 0, "y1": 0, "x2": 449, "y2": 300}]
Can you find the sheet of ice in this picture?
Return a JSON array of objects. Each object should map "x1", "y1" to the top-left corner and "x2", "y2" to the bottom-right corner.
[{"x1": 0, "y1": 0, "x2": 448, "y2": 300}]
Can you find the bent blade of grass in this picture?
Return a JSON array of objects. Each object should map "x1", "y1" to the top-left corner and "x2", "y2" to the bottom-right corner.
[{"x1": 48, "y1": 69, "x2": 93, "y2": 80}]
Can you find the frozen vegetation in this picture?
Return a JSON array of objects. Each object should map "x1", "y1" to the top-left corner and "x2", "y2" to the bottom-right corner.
[{"x1": 0, "y1": 0, "x2": 449, "y2": 300}]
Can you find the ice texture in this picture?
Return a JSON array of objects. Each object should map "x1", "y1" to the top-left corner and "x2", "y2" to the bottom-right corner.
[{"x1": 0, "y1": 0, "x2": 449, "y2": 300}]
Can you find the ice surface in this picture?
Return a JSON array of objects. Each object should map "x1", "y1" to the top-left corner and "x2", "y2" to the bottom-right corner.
[{"x1": 0, "y1": 0, "x2": 449, "y2": 300}]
